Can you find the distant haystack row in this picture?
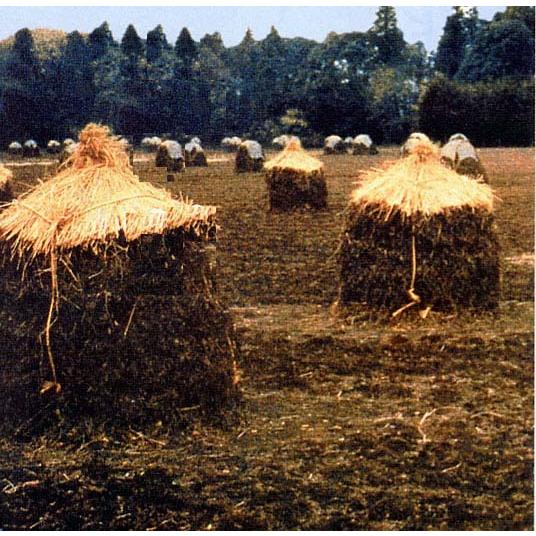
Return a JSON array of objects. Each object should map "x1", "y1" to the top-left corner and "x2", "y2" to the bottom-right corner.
[
  {"x1": 47, "y1": 140, "x2": 61, "y2": 154},
  {"x1": 440, "y1": 133, "x2": 488, "y2": 182},
  {"x1": 235, "y1": 140, "x2": 264, "y2": 172},
  {"x1": 7, "y1": 142, "x2": 22, "y2": 156},
  {"x1": 264, "y1": 137, "x2": 327, "y2": 211},
  {"x1": 23, "y1": 140, "x2": 40, "y2": 158}
]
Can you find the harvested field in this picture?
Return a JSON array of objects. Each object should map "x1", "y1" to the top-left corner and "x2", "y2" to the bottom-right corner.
[{"x1": 0, "y1": 147, "x2": 533, "y2": 530}]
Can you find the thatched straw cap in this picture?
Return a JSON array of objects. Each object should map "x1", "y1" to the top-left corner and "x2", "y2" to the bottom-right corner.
[
  {"x1": 264, "y1": 138, "x2": 323, "y2": 174},
  {"x1": 351, "y1": 142, "x2": 494, "y2": 219},
  {"x1": 353, "y1": 134, "x2": 373, "y2": 147},
  {"x1": 0, "y1": 124, "x2": 215, "y2": 259}
]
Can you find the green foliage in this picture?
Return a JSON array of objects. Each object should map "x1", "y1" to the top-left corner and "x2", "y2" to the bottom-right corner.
[{"x1": 368, "y1": 6, "x2": 406, "y2": 65}]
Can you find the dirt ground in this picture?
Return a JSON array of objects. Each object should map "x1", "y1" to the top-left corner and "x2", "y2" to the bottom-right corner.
[{"x1": 0, "y1": 147, "x2": 533, "y2": 530}]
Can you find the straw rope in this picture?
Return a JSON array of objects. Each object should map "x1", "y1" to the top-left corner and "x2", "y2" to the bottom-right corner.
[{"x1": 392, "y1": 230, "x2": 422, "y2": 318}]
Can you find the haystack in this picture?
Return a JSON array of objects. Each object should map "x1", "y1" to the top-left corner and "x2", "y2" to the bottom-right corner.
[
  {"x1": 222, "y1": 136, "x2": 242, "y2": 152},
  {"x1": 141, "y1": 136, "x2": 162, "y2": 152},
  {"x1": 324, "y1": 135, "x2": 346, "y2": 155},
  {"x1": 156, "y1": 140, "x2": 185, "y2": 172},
  {"x1": 0, "y1": 123, "x2": 240, "y2": 435},
  {"x1": 400, "y1": 132, "x2": 431, "y2": 156},
  {"x1": 440, "y1": 136, "x2": 488, "y2": 183},
  {"x1": 118, "y1": 136, "x2": 134, "y2": 167},
  {"x1": 63, "y1": 138, "x2": 75, "y2": 147},
  {"x1": 273, "y1": 135, "x2": 290, "y2": 150},
  {"x1": 264, "y1": 138, "x2": 327, "y2": 210},
  {"x1": 352, "y1": 134, "x2": 379, "y2": 155},
  {"x1": 235, "y1": 140, "x2": 264, "y2": 173},
  {"x1": 23, "y1": 140, "x2": 40, "y2": 158},
  {"x1": 190, "y1": 136, "x2": 201, "y2": 145},
  {"x1": 7, "y1": 142, "x2": 22, "y2": 156},
  {"x1": 337, "y1": 140, "x2": 500, "y2": 315},
  {"x1": 0, "y1": 163, "x2": 13, "y2": 204},
  {"x1": 47, "y1": 140, "x2": 61, "y2": 154},
  {"x1": 185, "y1": 141, "x2": 208, "y2": 167}
]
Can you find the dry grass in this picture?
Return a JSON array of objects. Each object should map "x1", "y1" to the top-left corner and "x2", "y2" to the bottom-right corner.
[
  {"x1": 264, "y1": 138, "x2": 323, "y2": 174},
  {"x1": 351, "y1": 143, "x2": 493, "y2": 218},
  {"x1": 0, "y1": 124, "x2": 215, "y2": 259}
]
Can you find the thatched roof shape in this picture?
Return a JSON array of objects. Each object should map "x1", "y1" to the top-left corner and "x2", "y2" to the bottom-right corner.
[
  {"x1": 354, "y1": 134, "x2": 373, "y2": 148},
  {"x1": 351, "y1": 142, "x2": 494, "y2": 218},
  {"x1": 63, "y1": 138, "x2": 75, "y2": 147},
  {"x1": 0, "y1": 124, "x2": 215, "y2": 259},
  {"x1": 449, "y1": 133, "x2": 468, "y2": 143},
  {"x1": 8, "y1": 142, "x2": 21, "y2": 151},
  {"x1": 24, "y1": 140, "x2": 38, "y2": 149},
  {"x1": 264, "y1": 138, "x2": 323, "y2": 174},
  {"x1": 190, "y1": 136, "x2": 201, "y2": 145},
  {"x1": 325, "y1": 135, "x2": 343, "y2": 148},
  {"x1": 401, "y1": 132, "x2": 431, "y2": 156}
]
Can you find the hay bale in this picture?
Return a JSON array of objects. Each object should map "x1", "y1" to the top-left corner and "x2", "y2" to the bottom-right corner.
[
  {"x1": 352, "y1": 134, "x2": 379, "y2": 155},
  {"x1": 449, "y1": 133, "x2": 468, "y2": 143},
  {"x1": 23, "y1": 140, "x2": 40, "y2": 158},
  {"x1": 141, "y1": 136, "x2": 162, "y2": 153},
  {"x1": 337, "y1": 141, "x2": 500, "y2": 315},
  {"x1": 185, "y1": 142, "x2": 208, "y2": 167},
  {"x1": 401, "y1": 132, "x2": 431, "y2": 156},
  {"x1": 156, "y1": 140, "x2": 185, "y2": 172},
  {"x1": 324, "y1": 135, "x2": 346, "y2": 155},
  {"x1": 235, "y1": 140, "x2": 265, "y2": 173},
  {"x1": 0, "y1": 164, "x2": 13, "y2": 204},
  {"x1": 264, "y1": 138, "x2": 327, "y2": 211},
  {"x1": 7, "y1": 142, "x2": 22, "y2": 156},
  {"x1": 222, "y1": 136, "x2": 242, "y2": 153},
  {"x1": 440, "y1": 137, "x2": 488, "y2": 182},
  {"x1": 47, "y1": 140, "x2": 61, "y2": 154},
  {"x1": 0, "y1": 123, "x2": 240, "y2": 436}
]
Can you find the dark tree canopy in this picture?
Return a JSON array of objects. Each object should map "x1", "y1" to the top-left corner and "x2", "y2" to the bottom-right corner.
[{"x1": 121, "y1": 24, "x2": 144, "y2": 57}]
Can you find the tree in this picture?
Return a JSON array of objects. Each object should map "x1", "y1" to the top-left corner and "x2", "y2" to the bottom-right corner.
[
  {"x1": 435, "y1": 7, "x2": 466, "y2": 78},
  {"x1": 146, "y1": 24, "x2": 168, "y2": 63},
  {"x1": 457, "y1": 17, "x2": 535, "y2": 82},
  {"x1": 121, "y1": 24, "x2": 144, "y2": 58},
  {"x1": 55, "y1": 31, "x2": 95, "y2": 135},
  {"x1": 88, "y1": 21, "x2": 114, "y2": 60},
  {"x1": 368, "y1": 6, "x2": 406, "y2": 65},
  {"x1": 0, "y1": 29, "x2": 46, "y2": 143},
  {"x1": 175, "y1": 27, "x2": 197, "y2": 78}
]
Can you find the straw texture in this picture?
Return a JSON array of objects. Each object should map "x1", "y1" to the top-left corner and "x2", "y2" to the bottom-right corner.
[
  {"x1": 351, "y1": 143, "x2": 494, "y2": 219},
  {"x1": 264, "y1": 138, "x2": 323, "y2": 174},
  {"x1": 0, "y1": 124, "x2": 215, "y2": 259}
]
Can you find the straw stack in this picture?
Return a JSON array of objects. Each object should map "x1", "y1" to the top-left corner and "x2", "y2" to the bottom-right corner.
[
  {"x1": 337, "y1": 139, "x2": 500, "y2": 315},
  {"x1": 235, "y1": 140, "x2": 264, "y2": 172},
  {"x1": 185, "y1": 141, "x2": 208, "y2": 167},
  {"x1": 264, "y1": 138, "x2": 327, "y2": 210},
  {"x1": 0, "y1": 123, "x2": 240, "y2": 435},
  {"x1": 441, "y1": 134, "x2": 488, "y2": 183}
]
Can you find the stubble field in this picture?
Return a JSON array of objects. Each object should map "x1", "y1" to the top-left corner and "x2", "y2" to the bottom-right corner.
[{"x1": 0, "y1": 146, "x2": 533, "y2": 530}]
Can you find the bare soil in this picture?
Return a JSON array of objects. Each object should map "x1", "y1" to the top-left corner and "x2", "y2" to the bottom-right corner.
[{"x1": 0, "y1": 147, "x2": 533, "y2": 530}]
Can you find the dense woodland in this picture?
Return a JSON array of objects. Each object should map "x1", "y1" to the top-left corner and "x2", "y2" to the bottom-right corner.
[{"x1": 0, "y1": 6, "x2": 533, "y2": 147}]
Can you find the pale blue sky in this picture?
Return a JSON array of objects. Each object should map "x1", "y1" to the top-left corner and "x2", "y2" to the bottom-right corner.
[{"x1": 0, "y1": 6, "x2": 505, "y2": 53}]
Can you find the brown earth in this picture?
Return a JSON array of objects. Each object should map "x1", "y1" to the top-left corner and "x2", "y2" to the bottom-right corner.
[{"x1": 0, "y1": 147, "x2": 533, "y2": 530}]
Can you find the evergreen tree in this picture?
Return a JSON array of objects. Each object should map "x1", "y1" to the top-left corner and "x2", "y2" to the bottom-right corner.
[
  {"x1": 435, "y1": 7, "x2": 467, "y2": 78},
  {"x1": 175, "y1": 27, "x2": 197, "y2": 78},
  {"x1": 0, "y1": 28, "x2": 45, "y2": 143},
  {"x1": 146, "y1": 24, "x2": 168, "y2": 63},
  {"x1": 56, "y1": 31, "x2": 95, "y2": 134},
  {"x1": 368, "y1": 6, "x2": 406, "y2": 65},
  {"x1": 88, "y1": 21, "x2": 114, "y2": 60},
  {"x1": 121, "y1": 24, "x2": 144, "y2": 58}
]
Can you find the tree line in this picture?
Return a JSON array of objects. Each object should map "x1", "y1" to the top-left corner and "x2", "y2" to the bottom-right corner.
[{"x1": 0, "y1": 6, "x2": 533, "y2": 147}]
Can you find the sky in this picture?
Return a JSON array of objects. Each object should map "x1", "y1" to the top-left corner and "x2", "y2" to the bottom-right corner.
[{"x1": 0, "y1": 6, "x2": 506, "y2": 53}]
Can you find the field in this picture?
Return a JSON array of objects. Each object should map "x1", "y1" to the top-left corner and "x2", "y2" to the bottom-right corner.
[{"x1": 0, "y1": 147, "x2": 533, "y2": 530}]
